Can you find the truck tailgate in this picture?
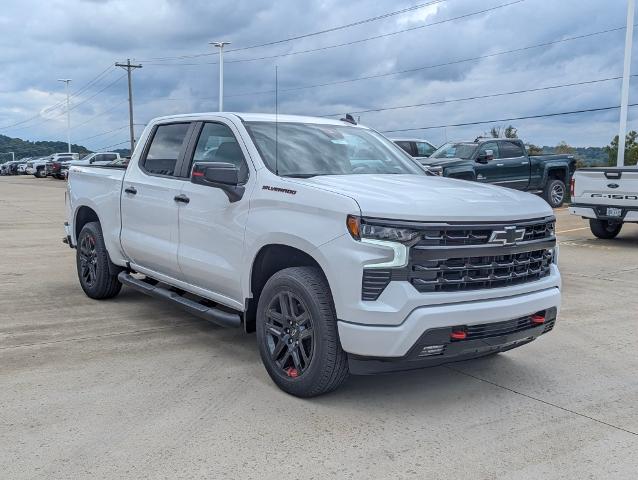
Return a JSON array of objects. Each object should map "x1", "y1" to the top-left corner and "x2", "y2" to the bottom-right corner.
[{"x1": 573, "y1": 168, "x2": 638, "y2": 208}]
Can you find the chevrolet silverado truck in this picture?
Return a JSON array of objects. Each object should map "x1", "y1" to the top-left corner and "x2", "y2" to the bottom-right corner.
[
  {"x1": 64, "y1": 113, "x2": 561, "y2": 397},
  {"x1": 418, "y1": 139, "x2": 576, "y2": 208},
  {"x1": 568, "y1": 167, "x2": 638, "y2": 238}
]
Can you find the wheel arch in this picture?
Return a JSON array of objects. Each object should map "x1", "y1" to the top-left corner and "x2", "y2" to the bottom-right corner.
[{"x1": 244, "y1": 243, "x2": 331, "y2": 333}]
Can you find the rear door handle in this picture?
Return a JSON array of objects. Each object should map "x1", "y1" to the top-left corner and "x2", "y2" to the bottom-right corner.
[
  {"x1": 496, "y1": 163, "x2": 504, "y2": 167},
  {"x1": 124, "y1": 186, "x2": 137, "y2": 195},
  {"x1": 174, "y1": 194, "x2": 190, "y2": 204}
]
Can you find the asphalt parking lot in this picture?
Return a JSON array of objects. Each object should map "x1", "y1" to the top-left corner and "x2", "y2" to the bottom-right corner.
[{"x1": 1, "y1": 175, "x2": 637, "y2": 479}]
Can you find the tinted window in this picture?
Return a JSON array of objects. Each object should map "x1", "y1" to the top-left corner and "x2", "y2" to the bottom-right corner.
[
  {"x1": 143, "y1": 123, "x2": 190, "y2": 176},
  {"x1": 431, "y1": 142, "x2": 477, "y2": 160},
  {"x1": 478, "y1": 142, "x2": 500, "y2": 159},
  {"x1": 500, "y1": 141, "x2": 525, "y2": 158},
  {"x1": 416, "y1": 142, "x2": 435, "y2": 157},
  {"x1": 394, "y1": 141, "x2": 413, "y2": 156},
  {"x1": 192, "y1": 122, "x2": 248, "y2": 183}
]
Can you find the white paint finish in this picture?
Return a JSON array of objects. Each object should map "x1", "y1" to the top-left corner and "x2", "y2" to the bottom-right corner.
[
  {"x1": 570, "y1": 168, "x2": 638, "y2": 210},
  {"x1": 338, "y1": 287, "x2": 561, "y2": 357}
]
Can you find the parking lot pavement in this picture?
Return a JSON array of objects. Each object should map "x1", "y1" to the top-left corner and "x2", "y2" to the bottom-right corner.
[{"x1": 1, "y1": 175, "x2": 637, "y2": 480}]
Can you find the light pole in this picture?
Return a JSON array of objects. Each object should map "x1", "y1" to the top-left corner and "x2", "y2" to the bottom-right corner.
[
  {"x1": 210, "y1": 41, "x2": 230, "y2": 111},
  {"x1": 618, "y1": 0, "x2": 635, "y2": 167},
  {"x1": 58, "y1": 79, "x2": 72, "y2": 153}
]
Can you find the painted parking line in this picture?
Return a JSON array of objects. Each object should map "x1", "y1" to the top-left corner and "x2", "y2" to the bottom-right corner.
[{"x1": 556, "y1": 227, "x2": 588, "y2": 234}]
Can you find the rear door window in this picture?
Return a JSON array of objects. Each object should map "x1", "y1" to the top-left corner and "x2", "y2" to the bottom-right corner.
[
  {"x1": 415, "y1": 142, "x2": 435, "y2": 157},
  {"x1": 142, "y1": 123, "x2": 191, "y2": 176},
  {"x1": 500, "y1": 141, "x2": 525, "y2": 158}
]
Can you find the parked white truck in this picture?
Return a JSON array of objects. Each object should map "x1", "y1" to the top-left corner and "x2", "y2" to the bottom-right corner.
[
  {"x1": 65, "y1": 112, "x2": 561, "y2": 397},
  {"x1": 569, "y1": 167, "x2": 638, "y2": 238}
]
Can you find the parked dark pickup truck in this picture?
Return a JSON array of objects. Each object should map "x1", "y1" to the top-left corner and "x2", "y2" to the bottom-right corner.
[{"x1": 418, "y1": 138, "x2": 576, "y2": 207}]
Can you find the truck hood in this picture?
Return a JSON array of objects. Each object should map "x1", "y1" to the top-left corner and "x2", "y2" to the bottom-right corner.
[
  {"x1": 297, "y1": 174, "x2": 552, "y2": 222},
  {"x1": 417, "y1": 157, "x2": 469, "y2": 168}
]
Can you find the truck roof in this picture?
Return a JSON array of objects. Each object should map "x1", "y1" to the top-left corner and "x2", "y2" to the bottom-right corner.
[{"x1": 149, "y1": 112, "x2": 368, "y2": 127}]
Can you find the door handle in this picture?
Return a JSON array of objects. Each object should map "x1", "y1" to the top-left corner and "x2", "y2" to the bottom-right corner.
[
  {"x1": 174, "y1": 194, "x2": 190, "y2": 204},
  {"x1": 124, "y1": 186, "x2": 137, "y2": 195},
  {"x1": 521, "y1": 161, "x2": 528, "y2": 165},
  {"x1": 496, "y1": 163, "x2": 504, "y2": 167}
]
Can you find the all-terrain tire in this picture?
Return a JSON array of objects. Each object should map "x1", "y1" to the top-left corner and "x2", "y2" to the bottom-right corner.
[
  {"x1": 256, "y1": 266, "x2": 349, "y2": 397},
  {"x1": 76, "y1": 221, "x2": 122, "y2": 299},
  {"x1": 543, "y1": 178, "x2": 566, "y2": 208},
  {"x1": 589, "y1": 219, "x2": 622, "y2": 239}
]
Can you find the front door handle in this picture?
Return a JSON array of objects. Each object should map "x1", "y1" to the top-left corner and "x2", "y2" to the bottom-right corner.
[
  {"x1": 124, "y1": 186, "x2": 137, "y2": 195},
  {"x1": 174, "y1": 194, "x2": 190, "y2": 204},
  {"x1": 496, "y1": 163, "x2": 504, "y2": 167}
]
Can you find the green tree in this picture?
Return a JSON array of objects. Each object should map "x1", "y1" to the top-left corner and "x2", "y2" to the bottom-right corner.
[
  {"x1": 526, "y1": 143, "x2": 543, "y2": 155},
  {"x1": 488, "y1": 124, "x2": 518, "y2": 139},
  {"x1": 555, "y1": 141, "x2": 574, "y2": 155},
  {"x1": 604, "y1": 131, "x2": 638, "y2": 166}
]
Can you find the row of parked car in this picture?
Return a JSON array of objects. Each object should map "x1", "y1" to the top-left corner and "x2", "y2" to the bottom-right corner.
[{"x1": 0, "y1": 152, "x2": 122, "y2": 179}]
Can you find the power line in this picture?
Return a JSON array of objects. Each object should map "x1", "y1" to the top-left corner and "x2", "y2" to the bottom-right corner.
[
  {"x1": 381, "y1": 104, "x2": 637, "y2": 133},
  {"x1": 0, "y1": 65, "x2": 115, "y2": 131},
  {"x1": 95, "y1": 139, "x2": 130, "y2": 151},
  {"x1": 321, "y1": 75, "x2": 633, "y2": 117},
  {"x1": 71, "y1": 99, "x2": 129, "y2": 130},
  {"x1": 77, "y1": 123, "x2": 145, "y2": 142},
  {"x1": 141, "y1": 0, "x2": 451, "y2": 62},
  {"x1": 143, "y1": 0, "x2": 524, "y2": 67}
]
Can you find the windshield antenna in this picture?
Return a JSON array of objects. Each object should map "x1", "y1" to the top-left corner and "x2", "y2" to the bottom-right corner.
[{"x1": 275, "y1": 65, "x2": 279, "y2": 176}]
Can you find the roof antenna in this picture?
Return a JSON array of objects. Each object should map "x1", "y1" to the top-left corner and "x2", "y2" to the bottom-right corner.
[
  {"x1": 340, "y1": 113, "x2": 357, "y2": 125},
  {"x1": 275, "y1": 65, "x2": 279, "y2": 176}
]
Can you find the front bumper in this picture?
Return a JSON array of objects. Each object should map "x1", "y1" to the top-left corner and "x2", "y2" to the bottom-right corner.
[{"x1": 338, "y1": 286, "x2": 560, "y2": 371}]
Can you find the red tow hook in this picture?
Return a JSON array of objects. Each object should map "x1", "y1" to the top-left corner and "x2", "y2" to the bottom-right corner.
[
  {"x1": 450, "y1": 330, "x2": 467, "y2": 340},
  {"x1": 531, "y1": 314, "x2": 546, "y2": 325}
]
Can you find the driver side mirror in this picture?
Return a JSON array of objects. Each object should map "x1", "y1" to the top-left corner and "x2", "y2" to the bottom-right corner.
[
  {"x1": 191, "y1": 162, "x2": 245, "y2": 202},
  {"x1": 476, "y1": 149, "x2": 494, "y2": 164}
]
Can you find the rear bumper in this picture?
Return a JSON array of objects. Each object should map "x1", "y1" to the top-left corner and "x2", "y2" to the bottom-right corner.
[
  {"x1": 569, "y1": 203, "x2": 638, "y2": 222},
  {"x1": 338, "y1": 286, "x2": 560, "y2": 372}
]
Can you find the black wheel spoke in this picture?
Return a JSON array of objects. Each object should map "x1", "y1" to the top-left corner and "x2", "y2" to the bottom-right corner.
[{"x1": 264, "y1": 290, "x2": 314, "y2": 377}]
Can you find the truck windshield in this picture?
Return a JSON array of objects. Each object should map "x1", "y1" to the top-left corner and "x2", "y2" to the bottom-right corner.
[
  {"x1": 244, "y1": 121, "x2": 423, "y2": 177},
  {"x1": 430, "y1": 142, "x2": 477, "y2": 160}
]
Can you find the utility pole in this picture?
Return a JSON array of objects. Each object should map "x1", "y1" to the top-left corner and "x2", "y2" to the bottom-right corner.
[
  {"x1": 210, "y1": 41, "x2": 230, "y2": 111},
  {"x1": 618, "y1": 0, "x2": 635, "y2": 167},
  {"x1": 58, "y1": 79, "x2": 72, "y2": 153},
  {"x1": 115, "y1": 59, "x2": 142, "y2": 154}
]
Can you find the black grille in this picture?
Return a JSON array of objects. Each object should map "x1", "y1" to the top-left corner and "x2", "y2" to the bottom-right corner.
[
  {"x1": 415, "y1": 219, "x2": 554, "y2": 247},
  {"x1": 410, "y1": 249, "x2": 552, "y2": 293},
  {"x1": 464, "y1": 316, "x2": 539, "y2": 340},
  {"x1": 362, "y1": 269, "x2": 391, "y2": 301}
]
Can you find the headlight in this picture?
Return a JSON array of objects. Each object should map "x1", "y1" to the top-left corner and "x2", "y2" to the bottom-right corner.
[{"x1": 347, "y1": 216, "x2": 419, "y2": 243}]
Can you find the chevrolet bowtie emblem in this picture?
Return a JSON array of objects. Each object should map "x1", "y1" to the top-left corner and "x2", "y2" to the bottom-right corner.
[{"x1": 489, "y1": 226, "x2": 525, "y2": 245}]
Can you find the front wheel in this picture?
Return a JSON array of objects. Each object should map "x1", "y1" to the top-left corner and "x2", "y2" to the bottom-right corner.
[
  {"x1": 543, "y1": 179, "x2": 566, "y2": 208},
  {"x1": 589, "y1": 219, "x2": 622, "y2": 239},
  {"x1": 76, "y1": 221, "x2": 122, "y2": 299},
  {"x1": 256, "y1": 267, "x2": 348, "y2": 397}
]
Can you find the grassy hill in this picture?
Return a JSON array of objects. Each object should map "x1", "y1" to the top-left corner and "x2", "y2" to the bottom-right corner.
[{"x1": 0, "y1": 134, "x2": 92, "y2": 162}]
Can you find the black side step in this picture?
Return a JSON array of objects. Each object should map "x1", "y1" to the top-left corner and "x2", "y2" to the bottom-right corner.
[{"x1": 118, "y1": 272, "x2": 241, "y2": 328}]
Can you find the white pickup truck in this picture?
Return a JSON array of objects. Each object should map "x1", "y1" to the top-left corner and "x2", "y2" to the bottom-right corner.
[
  {"x1": 65, "y1": 112, "x2": 561, "y2": 397},
  {"x1": 569, "y1": 167, "x2": 638, "y2": 238}
]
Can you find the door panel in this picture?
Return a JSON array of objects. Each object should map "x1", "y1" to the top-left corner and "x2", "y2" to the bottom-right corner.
[
  {"x1": 493, "y1": 141, "x2": 530, "y2": 190},
  {"x1": 177, "y1": 120, "x2": 252, "y2": 304},
  {"x1": 474, "y1": 141, "x2": 500, "y2": 184},
  {"x1": 120, "y1": 122, "x2": 192, "y2": 280}
]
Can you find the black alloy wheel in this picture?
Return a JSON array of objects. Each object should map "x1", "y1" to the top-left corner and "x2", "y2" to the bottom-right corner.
[
  {"x1": 79, "y1": 233, "x2": 98, "y2": 288},
  {"x1": 264, "y1": 291, "x2": 314, "y2": 378}
]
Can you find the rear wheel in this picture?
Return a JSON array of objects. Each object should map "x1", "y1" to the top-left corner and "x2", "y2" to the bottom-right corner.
[
  {"x1": 76, "y1": 221, "x2": 122, "y2": 299},
  {"x1": 256, "y1": 267, "x2": 348, "y2": 397},
  {"x1": 543, "y1": 179, "x2": 566, "y2": 208},
  {"x1": 589, "y1": 219, "x2": 622, "y2": 239}
]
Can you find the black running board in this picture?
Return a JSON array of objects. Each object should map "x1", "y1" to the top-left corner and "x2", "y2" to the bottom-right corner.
[{"x1": 118, "y1": 272, "x2": 241, "y2": 328}]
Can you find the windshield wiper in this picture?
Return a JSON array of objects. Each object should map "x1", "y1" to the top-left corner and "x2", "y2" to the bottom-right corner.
[{"x1": 281, "y1": 172, "x2": 328, "y2": 178}]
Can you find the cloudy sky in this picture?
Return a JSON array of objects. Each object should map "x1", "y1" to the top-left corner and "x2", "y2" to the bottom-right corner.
[{"x1": 0, "y1": 0, "x2": 635, "y2": 151}]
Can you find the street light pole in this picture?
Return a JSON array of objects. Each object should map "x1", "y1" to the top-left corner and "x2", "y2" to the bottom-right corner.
[
  {"x1": 58, "y1": 79, "x2": 72, "y2": 153},
  {"x1": 210, "y1": 41, "x2": 230, "y2": 111},
  {"x1": 618, "y1": 0, "x2": 635, "y2": 167}
]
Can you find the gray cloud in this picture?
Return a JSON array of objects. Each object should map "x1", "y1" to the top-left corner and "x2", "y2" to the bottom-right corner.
[{"x1": 0, "y1": 0, "x2": 635, "y2": 151}]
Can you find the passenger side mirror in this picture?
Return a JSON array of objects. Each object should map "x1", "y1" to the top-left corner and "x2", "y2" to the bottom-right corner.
[
  {"x1": 476, "y1": 149, "x2": 494, "y2": 163},
  {"x1": 191, "y1": 162, "x2": 245, "y2": 202}
]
